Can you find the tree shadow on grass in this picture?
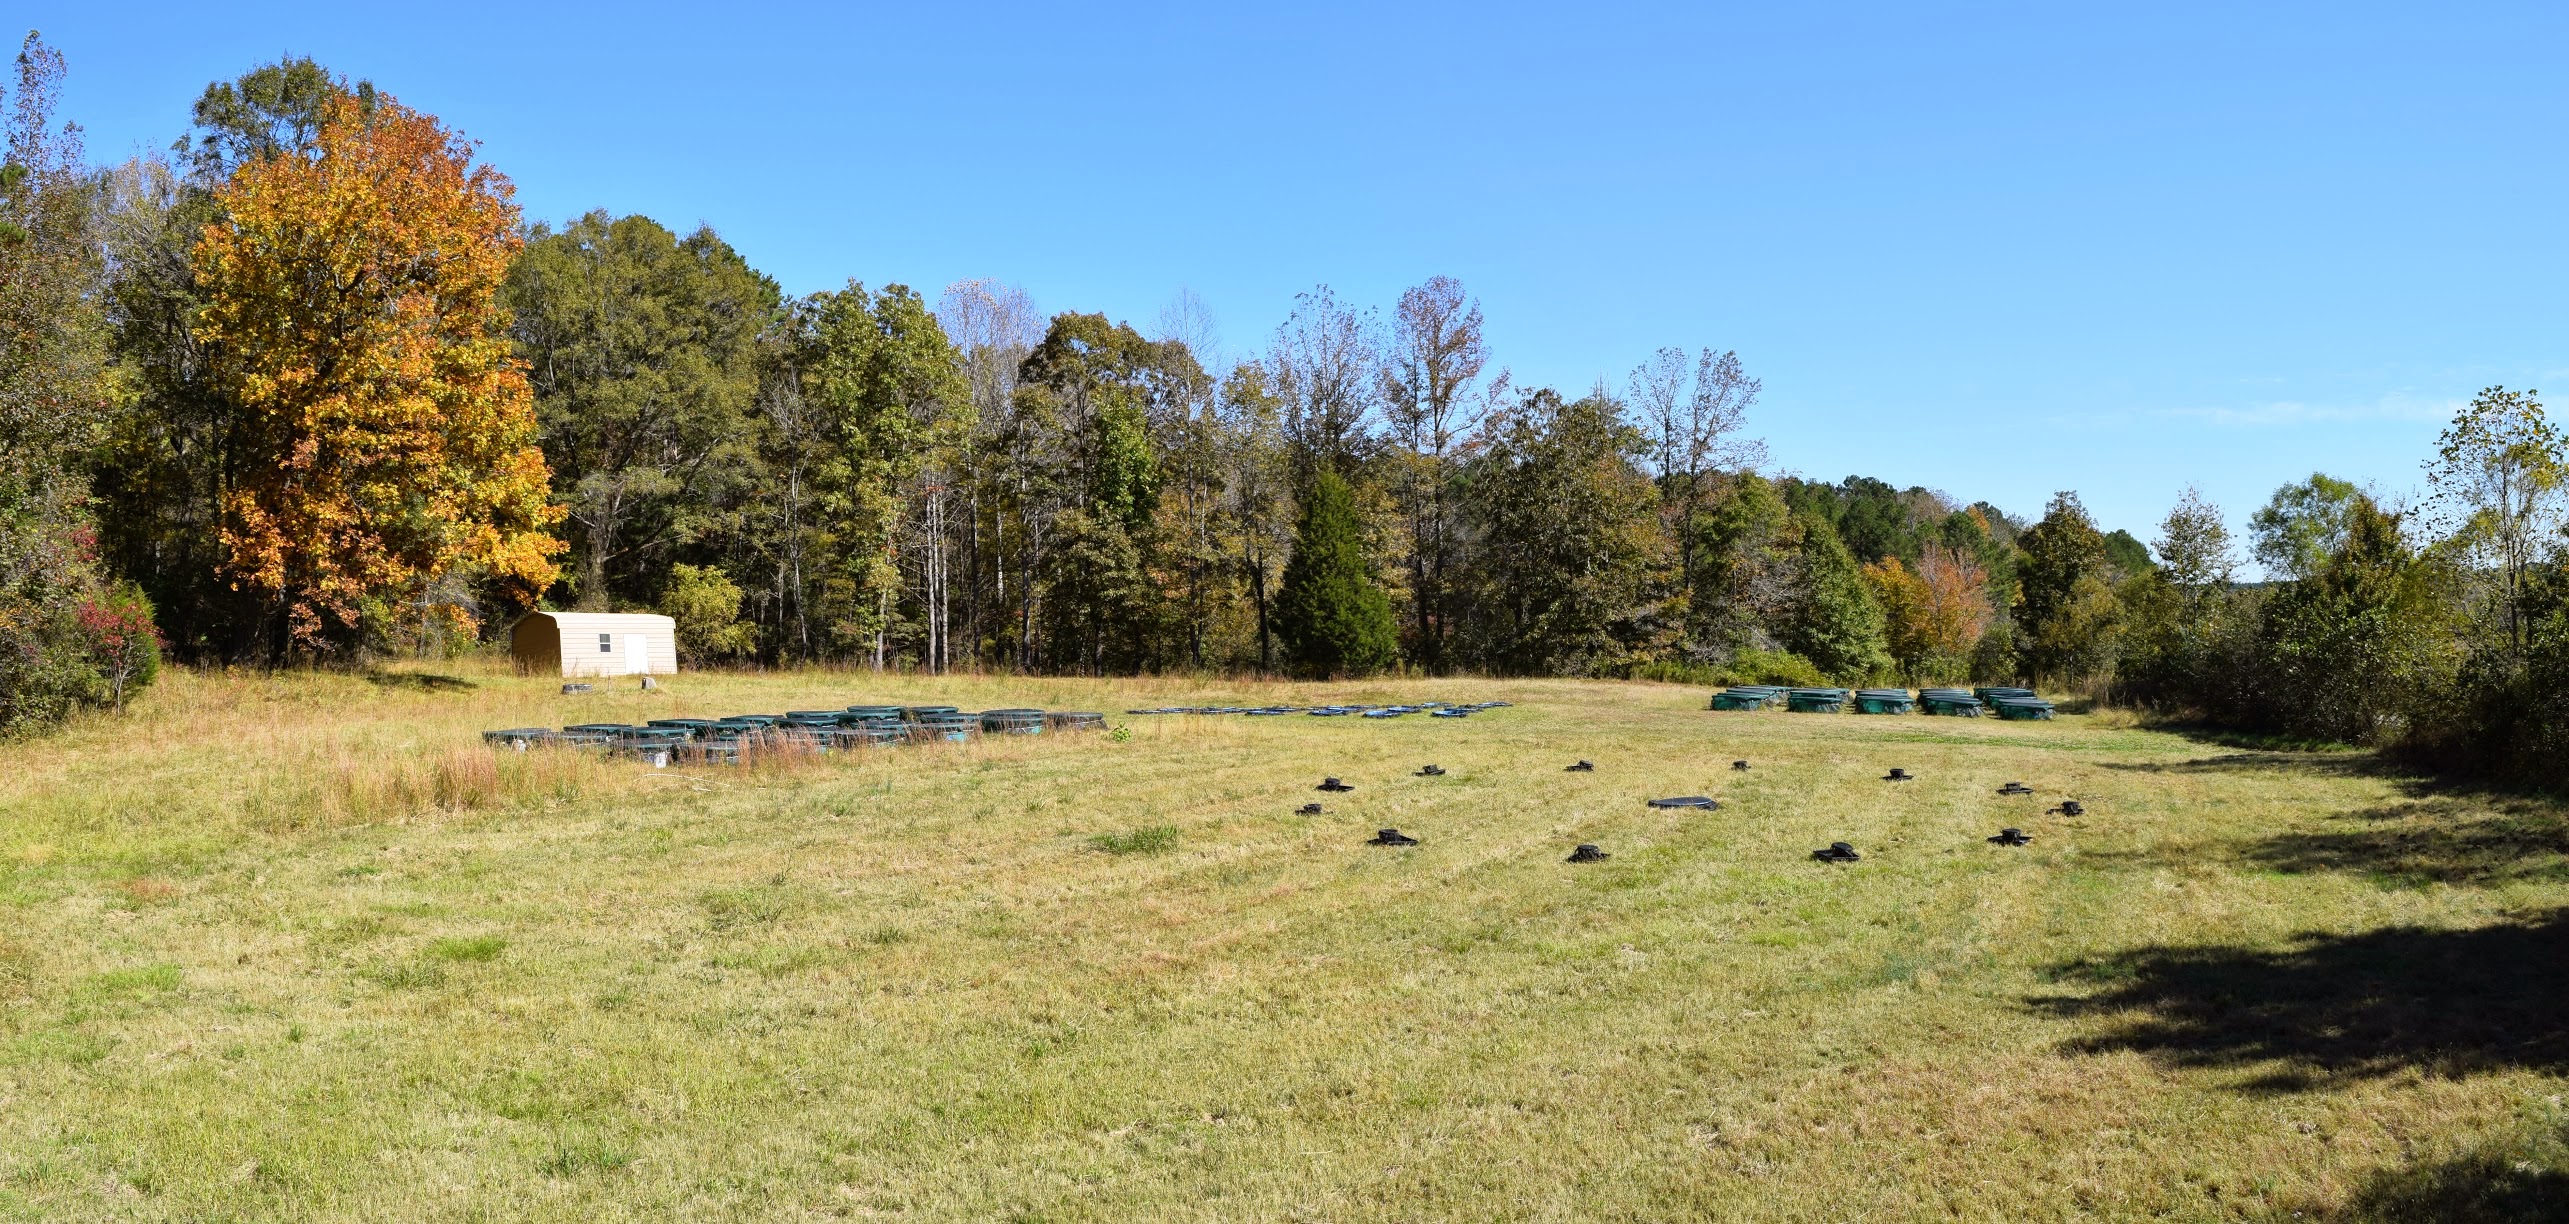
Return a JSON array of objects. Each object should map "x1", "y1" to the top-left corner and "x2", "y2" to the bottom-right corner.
[
  {"x1": 358, "y1": 670, "x2": 477, "y2": 693},
  {"x1": 2246, "y1": 795, "x2": 2569, "y2": 889},
  {"x1": 2035, "y1": 909, "x2": 2569, "y2": 1092},
  {"x1": 2095, "y1": 749, "x2": 2396, "y2": 780},
  {"x1": 2145, "y1": 719, "x2": 2362, "y2": 754},
  {"x1": 2088, "y1": 745, "x2": 2569, "y2": 888},
  {"x1": 2328, "y1": 1140, "x2": 2569, "y2": 1223}
]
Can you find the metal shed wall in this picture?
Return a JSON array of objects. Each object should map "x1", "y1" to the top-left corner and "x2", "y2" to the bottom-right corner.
[{"x1": 508, "y1": 612, "x2": 680, "y2": 677}]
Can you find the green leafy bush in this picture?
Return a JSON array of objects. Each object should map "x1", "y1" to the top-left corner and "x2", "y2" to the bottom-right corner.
[
  {"x1": 1710, "y1": 648, "x2": 1827, "y2": 688},
  {"x1": 659, "y1": 564, "x2": 757, "y2": 664}
]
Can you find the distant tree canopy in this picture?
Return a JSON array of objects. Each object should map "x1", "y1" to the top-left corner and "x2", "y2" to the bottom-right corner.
[
  {"x1": 66, "y1": 50, "x2": 2086, "y2": 690},
  {"x1": 23, "y1": 45, "x2": 2569, "y2": 790},
  {"x1": 504, "y1": 211, "x2": 779, "y2": 614}
]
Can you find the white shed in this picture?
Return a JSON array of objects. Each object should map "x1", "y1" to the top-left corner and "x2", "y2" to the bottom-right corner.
[{"x1": 510, "y1": 611, "x2": 679, "y2": 677}]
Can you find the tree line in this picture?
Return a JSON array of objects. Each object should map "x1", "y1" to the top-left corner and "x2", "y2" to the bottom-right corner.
[{"x1": 6, "y1": 40, "x2": 2566, "y2": 789}]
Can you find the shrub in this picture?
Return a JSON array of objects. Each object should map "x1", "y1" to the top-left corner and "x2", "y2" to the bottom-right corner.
[
  {"x1": 659, "y1": 564, "x2": 756, "y2": 664},
  {"x1": 78, "y1": 581, "x2": 162, "y2": 710},
  {"x1": 2237, "y1": 498, "x2": 2455, "y2": 744},
  {"x1": 1971, "y1": 623, "x2": 2019, "y2": 683},
  {"x1": 1610, "y1": 659, "x2": 1725, "y2": 686},
  {"x1": 0, "y1": 490, "x2": 114, "y2": 735},
  {"x1": 1710, "y1": 647, "x2": 1827, "y2": 688}
]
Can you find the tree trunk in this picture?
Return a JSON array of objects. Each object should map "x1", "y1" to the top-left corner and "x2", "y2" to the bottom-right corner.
[{"x1": 1251, "y1": 542, "x2": 1272, "y2": 673}]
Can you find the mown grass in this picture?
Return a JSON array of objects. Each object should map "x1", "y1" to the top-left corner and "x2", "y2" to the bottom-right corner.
[{"x1": 0, "y1": 660, "x2": 2563, "y2": 1221}]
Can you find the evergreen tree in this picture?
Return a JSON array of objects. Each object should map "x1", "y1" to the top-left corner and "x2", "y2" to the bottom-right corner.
[
  {"x1": 2101, "y1": 529, "x2": 2154, "y2": 579},
  {"x1": 1783, "y1": 512, "x2": 1892, "y2": 682},
  {"x1": 1274, "y1": 470, "x2": 1397, "y2": 676},
  {"x1": 1010, "y1": 311, "x2": 1200, "y2": 671}
]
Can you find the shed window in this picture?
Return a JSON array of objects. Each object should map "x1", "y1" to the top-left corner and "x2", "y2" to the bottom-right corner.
[{"x1": 599, "y1": 633, "x2": 613, "y2": 653}]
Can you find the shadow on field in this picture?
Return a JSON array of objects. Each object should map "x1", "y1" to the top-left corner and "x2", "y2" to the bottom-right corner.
[
  {"x1": 2036, "y1": 909, "x2": 2569, "y2": 1092},
  {"x1": 2096, "y1": 750, "x2": 2394, "y2": 780},
  {"x1": 360, "y1": 670, "x2": 478, "y2": 693},
  {"x1": 2247, "y1": 795, "x2": 2569, "y2": 888},
  {"x1": 2094, "y1": 748, "x2": 2569, "y2": 887},
  {"x1": 2152, "y1": 721, "x2": 2362, "y2": 754},
  {"x1": 2326, "y1": 1142, "x2": 2569, "y2": 1223}
]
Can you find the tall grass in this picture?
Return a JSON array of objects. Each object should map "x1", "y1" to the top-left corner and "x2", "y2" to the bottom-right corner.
[
  {"x1": 4, "y1": 662, "x2": 2561, "y2": 1219},
  {"x1": 240, "y1": 743, "x2": 618, "y2": 831}
]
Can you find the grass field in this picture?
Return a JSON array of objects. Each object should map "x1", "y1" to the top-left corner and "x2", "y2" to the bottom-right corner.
[{"x1": 2, "y1": 663, "x2": 2564, "y2": 1221}]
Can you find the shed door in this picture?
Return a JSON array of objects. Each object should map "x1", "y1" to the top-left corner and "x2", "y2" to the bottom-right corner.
[{"x1": 626, "y1": 630, "x2": 648, "y2": 675}]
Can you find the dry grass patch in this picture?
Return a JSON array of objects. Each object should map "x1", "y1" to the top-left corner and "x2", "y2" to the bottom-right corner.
[{"x1": 0, "y1": 662, "x2": 2561, "y2": 1220}]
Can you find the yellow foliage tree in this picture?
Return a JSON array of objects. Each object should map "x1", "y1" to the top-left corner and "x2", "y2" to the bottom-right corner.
[
  {"x1": 196, "y1": 90, "x2": 559, "y2": 649},
  {"x1": 1861, "y1": 545, "x2": 1993, "y2": 678}
]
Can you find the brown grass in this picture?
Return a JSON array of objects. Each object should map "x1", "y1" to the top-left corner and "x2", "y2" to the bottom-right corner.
[{"x1": 0, "y1": 658, "x2": 2560, "y2": 1220}]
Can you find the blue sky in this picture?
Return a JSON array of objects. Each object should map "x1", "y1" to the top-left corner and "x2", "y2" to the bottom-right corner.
[{"x1": 25, "y1": 2, "x2": 2569, "y2": 562}]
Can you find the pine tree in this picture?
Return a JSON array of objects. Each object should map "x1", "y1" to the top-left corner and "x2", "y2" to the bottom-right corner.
[
  {"x1": 1274, "y1": 471, "x2": 1398, "y2": 676},
  {"x1": 1783, "y1": 512, "x2": 1892, "y2": 682}
]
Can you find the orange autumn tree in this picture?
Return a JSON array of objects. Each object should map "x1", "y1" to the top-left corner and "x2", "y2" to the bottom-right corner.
[
  {"x1": 195, "y1": 89, "x2": 560, "y2": 652},
  {"x1": 1860, "y1": 545, "x2": 1993, "y2": 679}
]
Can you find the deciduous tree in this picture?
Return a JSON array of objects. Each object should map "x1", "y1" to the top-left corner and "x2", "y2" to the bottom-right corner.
[
  {"x1": 792, "y1": 282, "x2": 969, "y2": 663},
  {"x1": 658, "y1": 563, "x2": 756, "y2": 664},
  {"x1": 1382, "y1": 276, "x2": 1486, "y2": 670},
  {"x1": 89, "y1": 57, "x2": 374, "y2": 657},
  {"x1": 78, "y1": 583, "x2": 161, "y2": 710},
  {"x1": 1695, "y1": 472, "x2": 1799, "y2": 657},
  {"x1": 2426, "y1": 386, "x2": 2566, "y2": 656},
  {"x1": 2015, "y1": 492, "x2": 2122, "y2": 681},
  {"x1": 1863, "y1": 545, "x2": 1990, "y2": 679},
  {"x1": 504, "y1": 211, "x2": 778, "y2": 611},
  {"x1": 2154, "y1": 485, "x2": 2236, "y2": 599},
  {"x1": 2252, "y1": 496, "x2": 2456, "y2": 742},
  {"x1": 195, "y1": 88, "x2": 561, "y2": 652},
  {"x1": 1, "y1": 33, "x2": 135, "y2": 730},
  {"x1": 2250, "y1": 473, "x2": 2360, "y2": 581},
  {"x1": 1266, "y1": 287, "x2": 1378, "y2": 479},
  {"x1": 1629, "y1": 346, "x2": 1764, "y2": 658},
  {"x1": 1458, "y1": 388, "x2": 1670, "y2": 674}
]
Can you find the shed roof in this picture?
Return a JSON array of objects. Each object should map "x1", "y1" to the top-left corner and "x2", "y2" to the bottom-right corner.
[{"x1": 516, "y1": 611, "x2": 676, "y2": 633}]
